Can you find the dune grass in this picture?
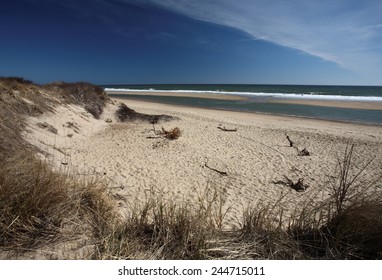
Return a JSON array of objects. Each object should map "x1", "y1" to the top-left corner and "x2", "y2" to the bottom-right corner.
[
  {"x1": 0, "y1": 152, "x2": 114, "y2": 252},
  {"x1": 43, "y1": 81, "x2": 109, "y2": 119},
  {"x1": 285, "y1": 144, "x2": 382, "y2": 259},
  {"x1": 0, "y1": 78, "x2": 114, "y2": 257},
  {"x1": 95, "y1": 198, "x2": 212, "y2": 259}
]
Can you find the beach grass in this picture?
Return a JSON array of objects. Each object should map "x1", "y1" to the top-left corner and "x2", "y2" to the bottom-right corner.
[
  {"x1": 0, "y1": 151, "x2": 114, "y2": 252},
  {"x1": 0, "y1": 78, "x2": 114, "y2": 257}
]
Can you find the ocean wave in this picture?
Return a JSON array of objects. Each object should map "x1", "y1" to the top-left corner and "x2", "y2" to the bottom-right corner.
[{"x1": 104, "y1": 88, "x2": 382, "y2": 102}]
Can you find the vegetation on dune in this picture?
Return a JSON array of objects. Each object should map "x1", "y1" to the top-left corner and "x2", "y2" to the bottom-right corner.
[
  {"x1": 0, "y1": 152, "x2": 114, "y2": 253},
  {"x1": 43, "y1": 81, "x2": 109, "y2": 119},
  {"x1": 0, "y1": 78, "x2": 53, "y2": 158},
  {"x1": 0, "y1": 77, "x2": 114, "y2": 258},
  {"x1": 0, "y1": 77, "x2": 381, "y2": 259},
  {"x1": 287, "y1": 144, "x2": 382, "y2": 259},
  {"x1": 116, "y1": 102, "x2": 178, "y2": 124}
]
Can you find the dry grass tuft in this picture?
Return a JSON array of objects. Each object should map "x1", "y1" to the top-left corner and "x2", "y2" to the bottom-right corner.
[
  {"x1": 0, "y1": 78, "x2": 54, "y2": 158},
  {"x1": 286, "y1": 144, "x2": 382, "y2": 259},
  {"x1": 95, "y1": 185, "x2": 230, "y2": 260},
  {"x1": 286, "y1": 196, "x2": 382, "y2": 259},
  {"x1": 0, "y1": 151, "x2": 115, "y2": 252},
  {"x1": 43, "y1": 81, "x2": 109, "y2": 119},
  {"x1": 238, "y1": 144, "x2": 382, "y2": 259},
  {"x1": 0, "y1": 153, "x2": 71, "y2": 248},
  {"x1": 239, "y1": 195, "x2": 305, "y2": 259},
  {"x1": 329, "y1": 143, "x2": 376, "y2": 214},
  {"x1": 95, "y1": 198, "x2": 213, "y2": 259},
  {"x1": 116, "y1": 102, "x2": 178, "y2": 124}
]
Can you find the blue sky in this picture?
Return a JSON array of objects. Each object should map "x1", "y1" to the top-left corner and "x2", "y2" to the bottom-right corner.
[{"x1": 1, "y1": 0, "x2": 381, "y2": 85}]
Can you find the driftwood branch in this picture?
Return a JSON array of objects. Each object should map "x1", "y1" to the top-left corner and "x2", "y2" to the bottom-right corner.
[
  {"x1": 161, "y1": 127, "x2": 181, "y2": 140},
  {"x1": 287, "y1": 135, "x2": 310, "y2": 156},
  {"x1": 286, "y1": 135, "x2": 294, "y2": 147},
  {"x1": 297, "y1": 148, "x2": 310, "y2": 156},
  {"x1": 218, "y1": 125, "x2": 237, "y2": 132},
  {"x1": 204, "y1": 162, "x2": 228, "y2": 176},
  {"x1": 272, "y1": 176, "x2": 309, "y2": 192},
  {"x1": 146, "y1": 124, "x2": 181, "y2": 140}
]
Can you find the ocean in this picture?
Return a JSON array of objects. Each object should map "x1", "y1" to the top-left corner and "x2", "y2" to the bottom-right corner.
[{"x1": 104, "y1": 84, "x2": 382, "y2": 125}]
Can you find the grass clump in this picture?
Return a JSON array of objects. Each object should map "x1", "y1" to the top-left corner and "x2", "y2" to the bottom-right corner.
[
  {"x1": 239, "y1": 144, "x2": 382, "y2": 259},
  {"x1": 95, "y1": 198, "x2": 213, "y2": 259},
  {"x1": 288, "y1": 144, "x2": 382, "y2": 259},
  {"x1": 0, "y1": 151, "x2": 115, "y2": 254},
  {"x1": 96, "y1": 184, "x2": 234, "y2": 260},
  {"x1": 330, "y1": 144, "x2": 377, "y2": 214},
  {"x1": 0, "y1": 153, "x2": 70, "y2": 248},
  {"x1": 0, "y1": 78, "x2": 54, "y2": 159},
  {"x1": 43, "y1": 81, "x2": 109, "y2": 119},
  {"x1": 239, "y1": 197, "x2": 305, "y2": 259}
]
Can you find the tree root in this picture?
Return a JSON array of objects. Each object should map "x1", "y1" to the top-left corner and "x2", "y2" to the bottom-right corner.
[{"x1": 272, "y1": 176, "x2": 309, "y2": 192}]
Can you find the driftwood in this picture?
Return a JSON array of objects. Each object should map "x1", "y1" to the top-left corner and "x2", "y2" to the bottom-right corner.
[
  {"x1": 286, "y1": 135, "x2": 294, "y2": 147},
  {"x1": 286, "y1": 135, "x2": 310, "y2": 156},
  {"x1": 297, "y1": 148, "x2": 310, "y2": 156},
  {"x1": 204, "y1": 162, "x2": 228, "y2": 176},
  {"x1": 161, "y1": 127, "x2": 181, "y2": 140},
  {"x1": 272, "y1": 176, "x2": 309, "y2": 192},
  {"x1": 146, "y1": 124, "x2": 181, "y2": 141},
  {"x1": 218, "y1": 125, "x2": 237, "y2": 132},
  {"x1": 116, "y1": 103, "x2": 179, "y2": 124}
]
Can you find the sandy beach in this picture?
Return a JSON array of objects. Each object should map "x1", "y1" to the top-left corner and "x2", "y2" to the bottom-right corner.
[
  {"x1": 23, "y1": 95, "x2": 382, "y2": 230},
  {"x1": 107, "y1": 90, "x2": 248, "y2": 100},
  {"x1": 270, "y1": 98, "x2": 382, "y2": 110}
]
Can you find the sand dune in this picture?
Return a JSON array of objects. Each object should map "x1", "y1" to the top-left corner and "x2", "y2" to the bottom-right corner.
[{"x1": 23, "y1": 98, "x2": 382, "y2": 229}]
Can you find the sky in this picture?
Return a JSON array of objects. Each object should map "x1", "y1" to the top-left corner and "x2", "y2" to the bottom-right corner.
[{"x1": 1, "y1": 0, "x2": 382, "y2": 85}]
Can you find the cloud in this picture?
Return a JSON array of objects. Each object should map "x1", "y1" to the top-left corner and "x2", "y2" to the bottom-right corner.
[{"x1": 123, "y1": 0, "x2": 382, "y2": 73}]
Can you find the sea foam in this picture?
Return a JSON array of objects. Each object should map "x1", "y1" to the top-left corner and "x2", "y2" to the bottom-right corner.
[{"x1": 104, "y1": 88, "x2": 382, "y2": 102}]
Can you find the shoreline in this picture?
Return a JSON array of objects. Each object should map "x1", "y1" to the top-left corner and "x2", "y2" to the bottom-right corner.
[
  {"x1": 112, "y1": 98, "x2": 382, "y2": 135},
  {"x1": 109, "y1": 93, "x2": 382, "y2": 127},
  {"x1": 270, "y1": 98, "x2": 382, "y2": 111},
  {"x1": 106, "y1": 90, "x2": 382, "y2": 111},
  {"x1": 107, "y1": 90, "x2": 248, "y2": 101}
]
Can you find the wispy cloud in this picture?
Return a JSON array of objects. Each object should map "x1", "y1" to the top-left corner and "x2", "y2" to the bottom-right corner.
[{"x1": 124, "y1": 0, "x2": 382, "y2": 74}]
